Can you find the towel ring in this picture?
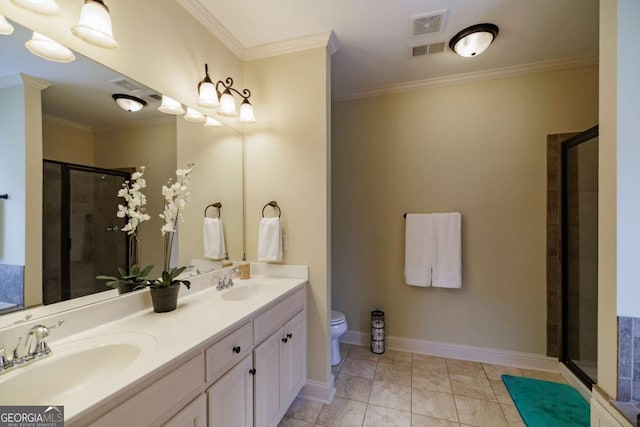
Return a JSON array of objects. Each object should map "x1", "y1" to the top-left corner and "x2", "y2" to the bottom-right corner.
[
  {"x1": 262, "y1": 201, "x2": 281, "y2": 218},
  {"x1": 204, "y1": 202, "x2": 222, "y2": 218}
]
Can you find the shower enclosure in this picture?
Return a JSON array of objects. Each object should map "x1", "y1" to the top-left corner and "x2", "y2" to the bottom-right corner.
[
  {"x1": 43, "y1": 160, "x2": 130, "y2": 305},
  {"x1": 561, "y1": 126, "x2": 598, "y2": 387}
]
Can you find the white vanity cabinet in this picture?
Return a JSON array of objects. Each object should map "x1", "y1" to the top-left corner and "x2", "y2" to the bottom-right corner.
[
  {"x1": 254, "y1": 290, "x2": 306, "y2": 427},
  {"x1": 163, "y1": 394, "x2": 208, "y2": 427},
  {"x1": 207, "y1": 355, "x2": 254, "y2": 427}
]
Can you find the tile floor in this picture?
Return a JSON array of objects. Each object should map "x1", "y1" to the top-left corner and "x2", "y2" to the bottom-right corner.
[{"x1": 279, "y1": 343, "x2": 568, "y2": 427}]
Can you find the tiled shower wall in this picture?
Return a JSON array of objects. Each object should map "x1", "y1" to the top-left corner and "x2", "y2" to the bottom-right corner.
[
  {"x1": 0, "y1": 264, "x2": 24, "y2": 308},
  {"x1": 618, "y1": 316, "x2": 640, "y2": 402}
]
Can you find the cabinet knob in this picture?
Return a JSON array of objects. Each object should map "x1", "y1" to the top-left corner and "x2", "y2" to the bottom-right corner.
[
  {"x1": 282, "y1": 337, "x2": 288, "y2": 343},
  {"x1": 287, "y1": 333, "x2": 293, "y2": 339},
  {"x1": 249, "y1": 368, "x2": 256, "y2": 376},
  {"x1": 233, "y1": 346, "x2": 241, "y2": 354}
]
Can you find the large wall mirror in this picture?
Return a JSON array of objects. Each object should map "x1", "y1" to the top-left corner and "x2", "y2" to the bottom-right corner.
[{"x1": 0, "y1": 19, "x2": 244, "y2": 323}]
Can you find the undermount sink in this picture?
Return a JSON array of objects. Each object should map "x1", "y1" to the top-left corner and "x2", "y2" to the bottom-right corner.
[
  {"x1": 221, "y1": 283, "x2": 263, "y2": 301},
  {"x1": 0, "y1": 332, "x2": 157, "y2": 405}
]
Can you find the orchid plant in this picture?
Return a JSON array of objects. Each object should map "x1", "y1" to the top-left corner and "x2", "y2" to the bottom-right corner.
[
  {"x1": 117, "y1": 166, "x2": 151, "y2": 235},
  {"x1": 158, "y1": 164, "x2": 194, "y2": 276}
]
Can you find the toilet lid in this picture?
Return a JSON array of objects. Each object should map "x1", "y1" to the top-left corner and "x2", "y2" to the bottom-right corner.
[{"x1": 331, "y1": 310, "x2": 346, "y2": 325}]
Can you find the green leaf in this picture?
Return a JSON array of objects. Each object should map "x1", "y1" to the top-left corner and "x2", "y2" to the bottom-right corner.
[{"x1": 140, "y1": 264, "x2": 154, "y2": 277}]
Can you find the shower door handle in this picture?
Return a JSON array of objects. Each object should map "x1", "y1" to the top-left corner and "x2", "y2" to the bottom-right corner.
[{"x1": 106, "y1": 225, "x2": 119, "y2": 232}]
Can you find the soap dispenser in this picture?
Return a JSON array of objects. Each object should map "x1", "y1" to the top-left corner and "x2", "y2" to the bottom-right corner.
[
  {"x1": 221, "y1": 252, "x2": 233, "y2": 268},
  {"x1": 239, "y1": 253, "x2": 250, "y2": 280}
]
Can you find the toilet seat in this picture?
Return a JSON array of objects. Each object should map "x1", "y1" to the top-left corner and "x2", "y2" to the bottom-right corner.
[{"x1": 331, "y1": 310, "x2": 346, "y2": 326}]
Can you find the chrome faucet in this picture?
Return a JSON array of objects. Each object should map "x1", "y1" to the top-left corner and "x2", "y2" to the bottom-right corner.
[
  {"x1": 216, "y1": 268, "x2": 240, "y2": 290},
  {"x1": 1, "y1": 319, "x2": 64, "y2": 375}
]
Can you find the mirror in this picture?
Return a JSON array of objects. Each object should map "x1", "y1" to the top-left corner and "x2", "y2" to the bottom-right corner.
[{"x1": 0, "y1": 19, "x2": 244, "y2": 321}]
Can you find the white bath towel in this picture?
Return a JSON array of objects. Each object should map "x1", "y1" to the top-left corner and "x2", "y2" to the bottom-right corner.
[
  {"x1": 404, "y1": 214, "x2": 434, "y2": 287},
  {"x1": 432, "y1": 212, "x2": 462, "y2": 288},
  {"x1": 203, "y1": 217, "x2": 226, "y2": 260},
  {"x1": 258, "y1": 217, "x2": 283, "y2": 262}
]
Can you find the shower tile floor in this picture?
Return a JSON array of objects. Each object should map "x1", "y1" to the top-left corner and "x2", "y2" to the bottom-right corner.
[{"x1": 280, "y1": 343, "x2": 567, "y2": 427}]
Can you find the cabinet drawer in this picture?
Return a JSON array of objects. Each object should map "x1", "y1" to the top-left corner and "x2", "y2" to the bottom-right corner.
[
  {"x1": 89, "y1": 353, "x2": 204, "y2": 427},
  {"x1": 206, "y1": 321, "x2": 253, "y2": 383},
  {"x1": 254, "y1": 288, "x2": 305, "y2": 344}
]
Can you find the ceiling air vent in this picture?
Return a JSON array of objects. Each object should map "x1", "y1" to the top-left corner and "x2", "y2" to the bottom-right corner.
[
  {"x1": 410, "y1": 10, "x2": 448, "y2": 37},
  {"x1": 109, "y1": 78, "x2": 144, "y2": 92},
  {"x1": 410, "y1": 41, "x2": 446, "y2": 58}
]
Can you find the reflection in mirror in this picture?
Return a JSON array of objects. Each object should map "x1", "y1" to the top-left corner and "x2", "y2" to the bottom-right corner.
[{"x1": 0, "y1": 18, "x2": 243, "y2": 321}]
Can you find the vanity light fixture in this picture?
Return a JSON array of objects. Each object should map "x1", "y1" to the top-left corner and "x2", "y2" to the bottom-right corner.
[
  {"x1": 197, "y1": 64, "x2": 220, "y2": 108},
  {"x1": 25, "y1": 32, "x2": 76, "y2": 63},
  {"x1": 204, "y1": 116, "x2": 223, "y2": 128},
  {"x1": 158, "y1": 95, "x2": 185, "y2": 115},
  {"x1": 0, "y1": 16, "x2": 14, "y2": 35},
  {"x1": 11, "y1": 0, "x2": 61, "y2": 16},
  {"x1": 184, "y1": 107, "x2": 207, "y2": 123},
  {"x1": 449, "y1": 23, "x2": 499, "y2": 58},
  {"x1": 239, "y1": 99, "x2": 256, "y2": 124},
  {"x1": 71, "y1": 0, "x2": 119, "y2": 49},
  {"x1": 112, "y1": 94, "x2": 146, "y2": 112}
]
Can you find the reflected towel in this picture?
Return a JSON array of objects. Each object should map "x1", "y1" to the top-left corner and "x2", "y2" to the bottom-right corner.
[
  {"x1": 404, "y1": 214, "x2": 434, "y2": 287},
  {"x1": 258, "y1": 217, "x2": 283, "y2": 262},
  {"x1": 432, "y1": 212, "x2": 462, "y2": 288},
  {"x1": 203, "y1": 217, "x2": 226, "y2": 260}
]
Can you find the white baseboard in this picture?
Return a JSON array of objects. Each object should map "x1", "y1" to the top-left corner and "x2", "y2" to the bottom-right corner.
[
  {"x1": 559, "y1": 363, "x2": 592, "y2": 402},
  {"x1": 298, "y1": 377, "x2": 335, "y2": 404},
  {"x1": 341, "y1": 330, "x2": 558, "y2": 372}
]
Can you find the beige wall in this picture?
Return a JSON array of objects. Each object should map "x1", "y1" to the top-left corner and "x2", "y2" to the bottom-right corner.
[
  {"x1": 93, "y1": 121, "x2": 177, "y2": 279},
  {"x1": 177, "y1": 120, "x2": 244, "y2": 265},
  {"x1": 332, "y1": 66, "x2": 598, "y2": 355},
  {"x1": 42, "y1": 116, "x2": 94, "y2": 165},
  {"x1": 244, "y1": 48, "x2": 332, "y2": 385},
  {"x1": 597, "y1": 0, "x2": 618, "y2": 398}
]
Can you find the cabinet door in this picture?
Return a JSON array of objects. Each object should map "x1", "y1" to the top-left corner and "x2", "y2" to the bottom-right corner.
[
  {"x1": 254, "y1": 327, "x2": 283, "y2": 427},
  {"x1": 163, "y1": 394, "x2": 207, "y2": 427},
  {"x1": 207, "y1": 355, "x2": 253, "y2": 427},
  {"x1": 281, "y1": 310, "x2": 306, "y2": 407}
]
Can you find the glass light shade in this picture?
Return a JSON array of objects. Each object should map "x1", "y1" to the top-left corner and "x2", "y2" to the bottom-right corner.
[
  {"x1": 239, "y1": 100, "x2": 256, "y2": 123},
  {"x1": 0, "y1": 16, "x2": 14, "y2": 35},
  {"x1": 198, "y1": 81, "x2": 220, "y2": 108},
  {"x1": 11, "y1": 0, "x2": 61, "y2": 16},
  {"x1": 71, "y1": 0, "x2": 119, "y2": 49},
  {"x1": 158, "y1": 95, "x2": 185, "y2": 115},
  {"x1": 184, "y1": 107, "x2": 206, "y2": 123},
  {"x1": 113, "y1": 94, "x2": 146, "y2": 112},
  {"x1": 25, "y1": 32, "x2": 75, "y2": 63},
  {"x1": 217, "y1": 90, "x2": 237, "y2": 117},
  {"x1": 452, "y1": 31, "x2": 494, "y2": 57},
  {"x1": 204, "y1": 116, "x2": 223, "y2": 128}
]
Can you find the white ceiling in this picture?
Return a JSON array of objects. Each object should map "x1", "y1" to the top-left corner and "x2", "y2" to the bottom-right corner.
[{"x1": 193, "y1": 0, "x2": 599, "y2": 98}]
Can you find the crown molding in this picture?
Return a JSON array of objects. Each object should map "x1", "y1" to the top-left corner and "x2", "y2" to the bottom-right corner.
[
  {"x1": 43, "y1": 114, "x2": 92, "y2": 132},
  {"x1": 176, "y1": 0, "x2": 245, "y2": 59},
  {"x1": 93, "y1": 116, "x2": 176, "y2": 133},
  {"x1": 0, "y1": 73, "x2": 51, "y2": 91},
  {"x1": 333, "y1": 55, "x2": 599, "y2": 102},
  {"x1": 244, "y1": 30, "x2": 339, "y2": 61}
]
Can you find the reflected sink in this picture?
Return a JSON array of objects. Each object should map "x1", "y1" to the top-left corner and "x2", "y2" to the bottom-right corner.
[
  {"x1": 0, "y1": 332, "x2": 157, "y2": 405},
  {"x1": 221, "y1": 283, "x2": 263, "y2": 301}
]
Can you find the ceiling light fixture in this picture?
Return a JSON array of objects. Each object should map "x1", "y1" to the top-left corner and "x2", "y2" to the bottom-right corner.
[
  {"x1": 449, "y1": 23, "x2": 499, "y2": 58},
  {"x1": 197, "y1": 64, "x2": 220, "y2": 108},
  {"x1": 184, "y1": 107, "x2": 206, "y2": 123},
  {"x1": 112, "y1": 94, "x2": 146, "y2": 112},
  {"x1": 0, "y1": 16, "x2": 14, "y2": 35},
  {"x1": 158, "y1": 95, "x2": 185, "y2": 115},
  {"x1": 25, "y1": 32, "x2": 76, "y2": 63},
  {"x1": 11, "y1": 0, "x2": 61, "y2": 16},
  {"x1": 204, "y1": 116, "x2": 223, "y2": 128},
  {"x1": 71, "y1": 0, "x2": 119, "y2": 49}
]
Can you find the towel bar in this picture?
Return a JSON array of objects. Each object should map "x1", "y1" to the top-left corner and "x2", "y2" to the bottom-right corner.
[
  {"x1": 204, "y1": 202, "x2": 222, "y2": 218},
  {"x1": 262, "y1": 201, "x2": 281, "y2": 218}
]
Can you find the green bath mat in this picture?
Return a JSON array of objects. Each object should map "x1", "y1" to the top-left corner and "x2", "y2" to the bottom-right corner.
[{"x1": 502, "y1": 375, "x2": 589, "y2": 427}]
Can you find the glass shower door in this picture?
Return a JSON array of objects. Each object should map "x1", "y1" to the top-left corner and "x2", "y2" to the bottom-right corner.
[{"x1": 561, "y1": 126, "x2": 598, "y2": 386}]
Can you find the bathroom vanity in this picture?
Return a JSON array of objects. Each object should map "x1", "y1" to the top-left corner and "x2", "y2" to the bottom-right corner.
[{"x1": 0, "y1": 267, "x2": 308, "y2": 427}]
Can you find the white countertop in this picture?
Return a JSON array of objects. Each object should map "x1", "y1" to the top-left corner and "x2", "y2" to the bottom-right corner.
[{"x1": 0, "y1": 273, "x2": 306, "y2": 423}]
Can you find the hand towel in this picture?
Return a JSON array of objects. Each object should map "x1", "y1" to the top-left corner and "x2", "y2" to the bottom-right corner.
[
  {"x1": 203, "y1": 217, "x2": 226, "y2": 260},
  {"x1": 404, "y1": 213, "x2": 434, "y2": 287},
  {"x1": 432, "y1": 212, "x2": 462, "y2": 288},
  {"x1": 258, "y1": 217, "x2": 283, "y2": 262}
]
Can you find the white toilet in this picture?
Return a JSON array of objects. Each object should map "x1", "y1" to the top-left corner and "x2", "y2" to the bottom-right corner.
[{"x1": 330, "y1": 310, "x2": 348, "y2": 365}]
